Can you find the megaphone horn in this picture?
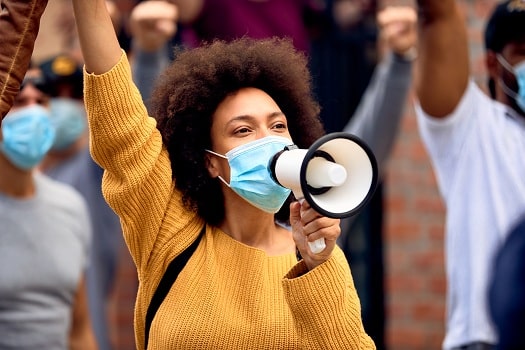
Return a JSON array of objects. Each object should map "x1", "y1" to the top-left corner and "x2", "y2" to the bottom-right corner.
[{"x1": 269, "y1": 132, "x2": 378, "y2": 254}]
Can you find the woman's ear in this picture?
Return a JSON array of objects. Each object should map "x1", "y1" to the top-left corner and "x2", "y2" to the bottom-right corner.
[{"x1": 205, "y1": 153, "x2": 220, "y2": 178}]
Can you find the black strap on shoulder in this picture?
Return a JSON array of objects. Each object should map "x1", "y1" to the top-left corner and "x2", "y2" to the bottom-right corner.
[{"x1": 144, "y1": 225, "x2": 206, "y2": 349}]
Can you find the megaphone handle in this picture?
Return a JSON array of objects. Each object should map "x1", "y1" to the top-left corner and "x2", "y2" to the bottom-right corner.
[
  {"x1": 296, "y1": 197, "x2": 326, "y2": 254},
  {"x1": 308, "y1": 238, "x2": 326, "y2": 254}
]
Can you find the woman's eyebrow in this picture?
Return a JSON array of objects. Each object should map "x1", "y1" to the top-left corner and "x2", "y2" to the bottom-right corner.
[
  {"x1": 224, "y1": 114, "x2": 255, "y2": 127},
  {"x1": 268, "y1": 111, "x2": 285, "y2": 119},
  {"x1": 225, "y1": 111, "x2": 285, "y2": 126}
]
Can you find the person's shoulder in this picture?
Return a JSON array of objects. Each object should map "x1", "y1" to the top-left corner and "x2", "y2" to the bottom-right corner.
[
  {"x1": 36, "y1": 171, "x2": 77, "y2": 192},
  {"x1": 426, "y1": 81, "x2": 506, "y2": 122},
  {"x1": 35, "y1": 172, "x2": 88, "y2": 209},
  {"x1": 415, "y1": 80, "x2": 486, "y2": 123}
]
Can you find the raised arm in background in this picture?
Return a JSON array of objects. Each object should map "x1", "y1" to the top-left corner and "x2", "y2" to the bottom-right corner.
[
  {"x1": 0, "y1": 0, "x2": 48, "y2": 119},
  {"x1": 345, "y1": 6, "x2": 416, "y2": 176},
  {"x1": 415, "y1": 0, "x2": 470, "y2": 118},
  {"x1": 129, "y1": 0, "x2": 179, "y2": 106},
  {"x1": 163, "y1": 0, "x2": 202, "y2": 24}
]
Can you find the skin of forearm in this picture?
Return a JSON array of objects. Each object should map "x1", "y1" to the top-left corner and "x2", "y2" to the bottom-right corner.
[
  {"x1": 72, "y1": 0, "x2": 122, "y2": 74},
  {"x1": 416, "y1": 0, "x2": 457, "y2": 24}
]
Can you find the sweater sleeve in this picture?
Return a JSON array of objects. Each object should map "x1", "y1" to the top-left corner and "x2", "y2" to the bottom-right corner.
[
  {"x1": 344, "y1": 53, "x2": 413, "y2": 177},
  {"x1": 83, "y1": 52, "x2": 192, "y2": 273},
  {"x1": 282, "y1": 247, "x2": 376, "y2": 349}
]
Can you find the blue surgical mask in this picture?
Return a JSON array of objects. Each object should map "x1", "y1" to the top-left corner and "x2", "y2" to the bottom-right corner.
[
  {"x1": 496, "y1": 54, "x2": 525, "y2": 112},
  {"x1": 206, "y1": 136, "x2": 293, "y2": 213},
  {"x1": 0, "y1": 105, "x2": 56, "y2": 170},
  {"x1": 49, "y1": 98, "x2": 87, "y2": 150}
]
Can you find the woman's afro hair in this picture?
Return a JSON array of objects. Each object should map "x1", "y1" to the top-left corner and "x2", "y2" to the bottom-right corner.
[{"x1": 149, "y1": 37, "x2": 326, "y2": 225}]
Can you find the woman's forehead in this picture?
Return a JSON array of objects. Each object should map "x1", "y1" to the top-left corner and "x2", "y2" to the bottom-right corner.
[{"x1": 213, "y1": 88, "x2": 283, "y2": 122}]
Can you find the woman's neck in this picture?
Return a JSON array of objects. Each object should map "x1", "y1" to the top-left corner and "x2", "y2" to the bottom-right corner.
[{"x1": 220, "y1": 197, "x2": 295, "y2": 255}]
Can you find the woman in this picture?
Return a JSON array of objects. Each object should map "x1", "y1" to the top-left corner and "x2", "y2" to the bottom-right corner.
[{"x1": 72, "y1": 0, "x2": 375, "y2": 349}]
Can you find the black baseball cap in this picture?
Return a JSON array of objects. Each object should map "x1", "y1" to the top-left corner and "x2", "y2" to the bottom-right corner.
[
  {"x1": 484, "y1": 0, "x2": 525, "y2": 53},
  {"x1": 39, "y1": 54, "x2": 83, "y2": 99},
  {"x1": 20, "y1": 75, "x2": 51, "y2": 95}
]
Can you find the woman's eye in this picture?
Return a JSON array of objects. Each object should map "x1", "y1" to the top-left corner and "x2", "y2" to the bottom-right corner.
[
  {"x1": 272, "y1": 123, "x2": 287, "y2": 130},
  {"x1": 235, "y1": 127, "x2": 251, "y2": 134}
]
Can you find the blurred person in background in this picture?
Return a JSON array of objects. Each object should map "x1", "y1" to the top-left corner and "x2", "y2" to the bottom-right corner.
[
  {"x1": 489, "y1": 214, "x2": 525, "y2": 350},
  {"x1": 29, "y1": 1, "x2": 141, "y2": 346},
  {"x1": 414, "y1": 0, "x2": 525, "y2": 349},
  {"x1": 0, "y1": 3, "x2": 96, "y2": 348},
  {"x1": 38, "y1": 53, "x2": 125, "y2": 350},
  {"x1": 0, "y1": 63, "x2": 96, "y2": 350}
]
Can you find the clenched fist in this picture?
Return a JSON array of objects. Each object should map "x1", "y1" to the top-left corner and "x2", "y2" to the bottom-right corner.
[{"x1": 130, "y1": 0, "x2": 179, "y2": 52}]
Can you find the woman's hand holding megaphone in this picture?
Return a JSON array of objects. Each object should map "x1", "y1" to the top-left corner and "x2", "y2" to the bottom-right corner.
[{"x1": 289, "y1": 200, "x2": 341, "y2": 271}]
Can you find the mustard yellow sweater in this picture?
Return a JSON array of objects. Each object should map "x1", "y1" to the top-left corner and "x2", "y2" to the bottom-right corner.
[{"x1": 84, "y1": 53, "x2": 375, "y2": 350}]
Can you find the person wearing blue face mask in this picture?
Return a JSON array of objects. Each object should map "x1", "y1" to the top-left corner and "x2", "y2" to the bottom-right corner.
[
  {"x1": 69, "y1": 0, "x2": 377, "y2": 348},
  {"x1": 0, "y1": 67, "x2": 97, "y2": 349},
  {"x1": 38, "y1": 54, "x2": 88, "y2": 155},
  {"x1": 38, "y1": 53, "x2": 127, "y2": 350},
  {"x1": 0, "y1": 103, "x2": 55, "y2": 170},
  {"x1": 47, "y1": 97, "x2": 88, "y2": 151},
  {"x1": 414, "y1": 0, "x2": 525, "y2": 349}
]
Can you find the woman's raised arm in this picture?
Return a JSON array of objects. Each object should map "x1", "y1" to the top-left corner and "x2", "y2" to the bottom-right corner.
[{"x1": 72, "y1": 0, "x2": 122, "y2": 74}]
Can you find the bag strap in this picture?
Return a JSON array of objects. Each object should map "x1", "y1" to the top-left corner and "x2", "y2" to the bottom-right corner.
[{"x1": 144, "y1": 225, "x2": 206, "y2": 349}]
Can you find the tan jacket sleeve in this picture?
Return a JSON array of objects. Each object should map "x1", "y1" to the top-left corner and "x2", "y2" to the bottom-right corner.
[{"x1": 0, "y1": 0, "x2": 48, "y2": 119}]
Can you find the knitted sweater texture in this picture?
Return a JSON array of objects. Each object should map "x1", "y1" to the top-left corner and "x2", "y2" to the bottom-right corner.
[{"x1": 84, "y1": 52, "x2": 375, "y2": 350}]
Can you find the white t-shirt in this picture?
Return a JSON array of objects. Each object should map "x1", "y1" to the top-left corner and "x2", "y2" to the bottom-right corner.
[{"x1": 415, "y1": 81, "x2": 525, "y2": 349}]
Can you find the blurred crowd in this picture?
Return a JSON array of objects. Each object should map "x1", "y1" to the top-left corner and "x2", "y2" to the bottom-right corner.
[{"x1": 1, "y1": 0, "x2": 523, "y2": 349}]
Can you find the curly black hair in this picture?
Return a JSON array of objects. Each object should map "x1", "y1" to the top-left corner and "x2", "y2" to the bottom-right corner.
[{"x1": 149, "y1": 37, "x2": 325, "y2": 225}]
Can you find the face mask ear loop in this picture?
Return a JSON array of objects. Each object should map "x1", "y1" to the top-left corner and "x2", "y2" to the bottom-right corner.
[
  {"x1": 496, "y1": 54, "x2": 515, "y2": 74},
  {"x1": 205, "y1": 149, "x2": 227, "y2": 159},
  {"x1": 205, "y1": 149, "x2": 231, "y2": 187},
  {"x1": 217, "y1": 175, "x2": 231, "y2": 188},
  {"x1": 496, "y1": 54, "x2": 521, "y2": 100},
  {"x1": 498, "y1": 77, "x2": 519, "y2": 100}
]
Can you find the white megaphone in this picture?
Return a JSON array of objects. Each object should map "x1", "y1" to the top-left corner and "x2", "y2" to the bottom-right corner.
[{"x1": 269, "y1": 132, "x2": 378, "y2": 254}]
